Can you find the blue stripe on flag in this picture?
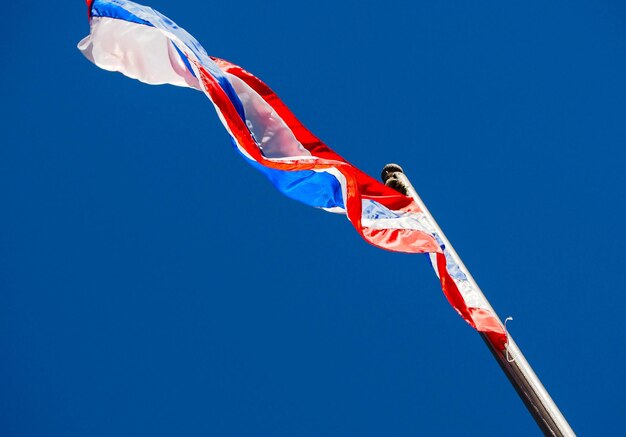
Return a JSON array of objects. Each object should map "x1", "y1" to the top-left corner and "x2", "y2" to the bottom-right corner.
[
  {"x1": 91, "y1": 0, "x2": 153, "y2": 26},
  {"x1": 232, "y1": 140, "x2": 344, "y2": 209},
  {"x1": 172, "y1": 43, "x2": 197, "y2": 79}
]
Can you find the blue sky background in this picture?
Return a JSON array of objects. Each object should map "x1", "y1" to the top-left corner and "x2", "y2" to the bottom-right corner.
[{"x1": 2, "y1": 1, "x2": 626, "y2": 435}]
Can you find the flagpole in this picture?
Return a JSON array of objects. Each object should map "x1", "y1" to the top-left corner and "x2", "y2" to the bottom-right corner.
[{"x1": 381, "y1": 164, "x2": 575, "y2": 437}]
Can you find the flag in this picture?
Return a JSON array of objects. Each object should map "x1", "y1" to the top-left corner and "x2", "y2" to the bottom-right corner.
[{"x1": 79, "y1": 0, "x2": 506, "y2": 348}]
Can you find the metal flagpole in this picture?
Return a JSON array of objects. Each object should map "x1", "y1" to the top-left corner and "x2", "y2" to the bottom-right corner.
[{"x1": 380, "y1": 164, "x2": 575, "y2": 437}]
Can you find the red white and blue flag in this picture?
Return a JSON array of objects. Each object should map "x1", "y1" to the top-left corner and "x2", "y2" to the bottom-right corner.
[{"x1": 79, "y1": 0, "x2": 506, "y2": 347}]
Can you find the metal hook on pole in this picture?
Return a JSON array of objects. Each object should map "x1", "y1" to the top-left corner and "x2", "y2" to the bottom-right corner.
[{"x1": 381, "y1": 163, "x2": 575, "y2": 437}]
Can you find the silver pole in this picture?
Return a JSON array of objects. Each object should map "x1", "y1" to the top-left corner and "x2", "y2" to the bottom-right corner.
[{"x1": 381, "y1": 164, "x2": 575, "y2": 437}]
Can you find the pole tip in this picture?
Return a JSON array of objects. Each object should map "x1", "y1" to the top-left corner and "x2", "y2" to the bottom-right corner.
[
  {"x1": 381, "y1": 163, "x2": 404, "y2": 183},
  {"x1": 381, "y1": 163, "x2": 409, "y2": 195}
]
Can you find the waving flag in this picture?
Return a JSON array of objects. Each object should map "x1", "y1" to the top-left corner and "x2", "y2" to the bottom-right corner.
[{"x1": 78, "y1": 0, "x2": 506, "y2": 347}]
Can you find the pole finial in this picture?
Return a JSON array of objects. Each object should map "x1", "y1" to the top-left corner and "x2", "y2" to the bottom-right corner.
[
  {"x1": 381, "y1": 163, "x2": 404, "y2": 183},
  {"x1": 381, "y1": 163, "x2": 409, "y2": 195}
]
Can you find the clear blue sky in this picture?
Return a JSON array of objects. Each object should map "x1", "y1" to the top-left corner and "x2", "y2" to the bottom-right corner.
[{"x1": 2, "y1": 1, "x2": 625, "y2": 435}]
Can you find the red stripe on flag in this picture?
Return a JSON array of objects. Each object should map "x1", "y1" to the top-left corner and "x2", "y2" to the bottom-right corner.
[{"x1": 86, "y1": 0, "x2": 94, "y2": 17}]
